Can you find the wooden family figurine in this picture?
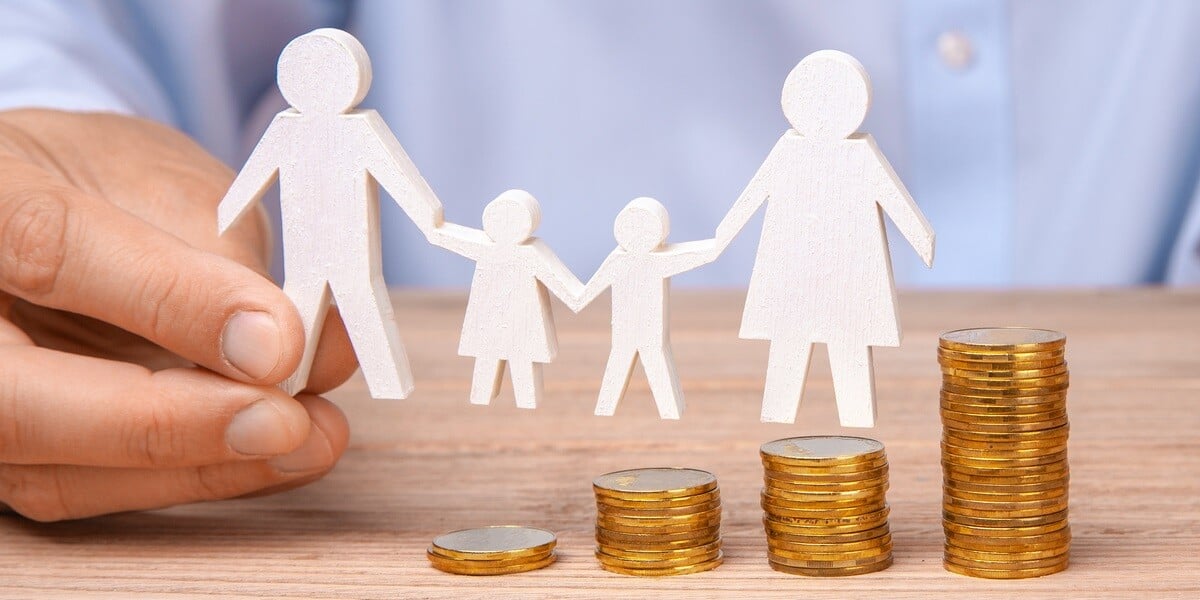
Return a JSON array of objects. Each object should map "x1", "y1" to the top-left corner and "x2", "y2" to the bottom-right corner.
[{"x1": 220, "y1": 29, "x2": 935, "y2": 429}]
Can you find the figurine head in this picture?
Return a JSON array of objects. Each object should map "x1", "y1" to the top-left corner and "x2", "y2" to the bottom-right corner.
[
  {"x1": 483, "y1": 189, "x2": 541, "y2": 244},
  {"x1": 277, "y1": 28, "x2": 372, "y2": 114},
  {"x1": 614, "y1": 197, "x2": 669, "y2": 253},
  {"x1": 781, "y1": 50, "x2": 871, "y2": 140}
]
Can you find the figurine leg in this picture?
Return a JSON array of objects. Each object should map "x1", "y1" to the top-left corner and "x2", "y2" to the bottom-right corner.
[
  {"x1": 280, "y1": 279, "x2": 332, "y2": 397},
  {"x1": 469, "y1": 359, "x2": 505, "y2": 405},
  {"x1": 828, "y1": 345, "x2": 877, "y2": 428},
  {"x1": 331, "y1": 277, "x2": 415, "y2": 400},
  {"x1": 760, "y1": 339, "x2": 814, "y2": 423},
  {"x1": 594, "y1": 346, "x2": 637, "y2": 417},
  {"x1": 640, "y1": 346, "x2": 685, "y2": 420},
  {"x1": 510, "y1": 361, "x2": 545, "y2": 409}
]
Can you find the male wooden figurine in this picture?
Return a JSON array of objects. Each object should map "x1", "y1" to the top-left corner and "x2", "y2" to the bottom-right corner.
[
  {"x1": 572, "y1": 198, "x2": 720, "y2": 420},
  {"x1": 218, "y1": 29, "x2": 444, "y2": 399},
  {"x1": 714, "y1": 50, "x2": 935, "y2": 428}
]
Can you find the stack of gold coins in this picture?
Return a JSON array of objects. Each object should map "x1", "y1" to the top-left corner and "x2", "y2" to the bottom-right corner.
[
  {"x1": 939, "y1": 328, "x2": 1070, "y2": 579},
  {"x1": 593, "y1": 468, "x2": 723, "y2": 576},
  {"x1": 760, "y1": 437, "x2": 893, "y2": 577},
  {"x1": 427, "y1": 526, "x2": 557, "y2": 575}
]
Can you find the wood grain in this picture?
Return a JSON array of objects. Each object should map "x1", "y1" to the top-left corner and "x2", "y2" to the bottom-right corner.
[{"x1": 2, "y1": 289, "x2": 1198, "y2": 599}]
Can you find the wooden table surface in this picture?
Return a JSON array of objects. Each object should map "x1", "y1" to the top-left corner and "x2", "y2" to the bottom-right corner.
[{"x1": 2, "y1": 290, "x2": 1199, "y2": 599}]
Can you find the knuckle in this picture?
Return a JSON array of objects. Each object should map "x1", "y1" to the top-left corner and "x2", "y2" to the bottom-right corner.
[
  {"x1": 122, "y1": 397, "x2": 187, "y2": 468},
  {"x1": 0, "y1": 187, "x2": 70, "y2": 297},
  {"x1": 0, "y1": 465, "x2": 72, "y2": 522},
  {"x1": 188, "y1": 464, "x2": 251, "y2": 501}
]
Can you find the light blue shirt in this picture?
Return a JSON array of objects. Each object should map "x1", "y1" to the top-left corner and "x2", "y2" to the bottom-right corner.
[{"x1": 2, "y1": 0, "x2": 1200, "y2": 287}]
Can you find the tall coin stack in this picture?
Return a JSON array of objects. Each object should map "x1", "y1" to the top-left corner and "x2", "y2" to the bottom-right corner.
[
  {"x1": 593, "y1": 468, "x2": 724, "y2": 576},
  {"x1": 938, "y1": 328, "x2": 1071, "y2": 579},
  {"x1": 760, "y1": 437, "x2": 894, "y2": 577}
]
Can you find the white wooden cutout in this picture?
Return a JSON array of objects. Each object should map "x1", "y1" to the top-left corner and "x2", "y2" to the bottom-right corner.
[
  {"x1": 428, "y1": 190, "x2": 583, "y2": 409},
  {"x1": 570, "y1": 198, "x2": 719, "y2": 419},
  {"x1": 217, "y1": 28, "x2": 444, "y2": 400},
  {"x1": 714, "y1": 50, "x2": 935, "y2": 428}
]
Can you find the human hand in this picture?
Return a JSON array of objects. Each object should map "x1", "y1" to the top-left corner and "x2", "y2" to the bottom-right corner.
[{"x1": 0, "y1": 109, "x2": 360, "y2": 521}]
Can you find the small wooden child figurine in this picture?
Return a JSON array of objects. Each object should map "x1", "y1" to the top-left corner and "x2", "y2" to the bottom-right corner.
[
  {"x1": 570, "y1": 198, "x2": 720, "y2": 420},
  {"x1": 428, "y1": 190, "x2": 583, "y2": 409}
]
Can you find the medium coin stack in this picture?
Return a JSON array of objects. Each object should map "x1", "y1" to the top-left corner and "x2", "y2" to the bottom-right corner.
[
  {"x1": 427, "y1": 526, "x2": 558, "y2": 575},
  {"x1": 593, "y1": 467, "x2": 724, "y2": 576},
  {"x1": 760, "y1": 436, "x2": 894, "y2": 577},
  {"x1": 939, "y1": 327, "x2": 1071, "y2": 579}
]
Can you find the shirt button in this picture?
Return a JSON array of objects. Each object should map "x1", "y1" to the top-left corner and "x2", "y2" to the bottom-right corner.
[{"x1": 936, "y1": 30, "x2": 974, "y2": 70}]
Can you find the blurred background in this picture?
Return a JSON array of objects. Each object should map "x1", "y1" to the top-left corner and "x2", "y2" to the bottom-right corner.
[{"x1": 3, "y1": 0, "x2": 1200, "y2": 288}]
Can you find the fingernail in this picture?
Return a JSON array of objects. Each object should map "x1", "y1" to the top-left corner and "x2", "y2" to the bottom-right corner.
[
  {"x1": 222, "y1": 311, "x2": 282, "y2": 379},
  {"x1": 226, "y1": 400, "x2": 304, "y2": 456},
  {"x1": 269, "y1": 422, "x2": 334, "y2": 473}
]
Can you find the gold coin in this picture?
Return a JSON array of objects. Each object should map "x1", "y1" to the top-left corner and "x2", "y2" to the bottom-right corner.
[
  {"x1": 598, "y1": 553, "x2": 723, "y2": 576},
  {"x1": 766, "y1": 521, "x2": 891, "y2": 544},
  {"x1": 943, "y1": 498, "x2": 1068, "y2": 518},
  {"x1": 597, "y1": 498, "x2": 722, "y2": 518},
  {"x1": 940, "y1": 390, "x2": 1069, "y2": 407},
  {"x1": 429, "y1": 526, "x2": 557, "y2": 562},
  {"x1": 593, "y1": 468, "x2": 717, "y2": 500},
  {"x1": 942, "y1": 371, "x2": 1070, "y2": 389},
  {"x1": 427, "y1": 550, "x2": 553, "y2": 570},
  {"x1": 944, "y1": 476, "x2": 1067, "y2": 494},
  {"x1": 762, "y1": 506, "x2": 891, "y2": 527},
  {"x1": 767, "y1": 539, "x2": 893, "y2": 562},
  {"x1": 946, "y1": 529, "x2": 1071, "y2": 552},
  {"x1": 937, "y1": 355, "x2": 1065, "y2": 370},
  {"x1": 595, "y1": 488, "x2": 721, "y2": 510},
  {"x1": 945, "y1": 542, "x2": 1070, "y2": 562},
  {"x1": 596, "y1": 506, "x2": 722, "y2": 528},
  {"x1": 942, "y1": 432, "x2": 1069, "y2": 450},
  {"x1": 944, "y1": 559, "x2": 1068, "y2": 579},
  {"x1": 940, "y1": 427, "x2": 1065, "y2": 446},
  {"x1": 596, "y1": 533, "x2": 721, "y2": 552},
  {"x1": 768, "y1": 548, "x2": 894, "y2": 569},
  {"x1": 763, "y1": 465, "x2": 890, "y2": 485},
  {"x1": 760, "y1": 436, "x2": 886, "y2": 466},
  {"x1": 761, "y1": 494, "x2": 887, "y2": 516},
  {"x1": 942, "y1": 518, "x2": 1068, "y2": 538},
  {"x1": 943, "y1": 459, "x2": 1069, "y2": 478},
  {"x1": 938, "y1": 350, "x2": 1066, "y2": 367},
  {"x1": 943, "y1": 440, "x2": 1068, "y2": 459},
  {"x1": 768, "y1": 532, "x2": 892, "y2": 553},
  {"x1": 942, "y1": 450, "x2": 1069, "y2": 469},
  {"x1": 596, "y1": 516, "x2": 721, "y2": 535},
  {"x1": 941, "y1": 410, "x2": 1069, "y2": 428},
  {"x1": 763, "y1": 471, "x2": 888, "y2": 490},
  {"x1": 942, "y1": 415, "x2": 1069, "y2": 434},
  {"x1": 944, "y1": 552, "x2": 1069, "y2": 571},
  {"x1": 939, "y1": 328, "x2": 1066, "y2": 353},
  {"x1": 428, "y1": 552, "x2": 557, "y2": 576},
  {"x1": 596, "y1": 547, "x2": 722, "y2": 569},
  {"x1": 944, "y1": 486, "x2": 1067, "y2": 503},
  {"x1": 761, "y1": 457, "x2": 890, "y2": 476},
  {"x1": 596, "y1": 539, "x2": 722, "y2": 561},
  {"x1": 942, "y1": 382, "x2": 1069, "y2": 398},
  {"x1": 761, "y1": 482, "x2": 889, "y2": 503},
  {"x1": 943, "y1": 508, "x2": 1068, "y2": 528},
  {"x1": 765, "y1": 512, "x2": 890, "y2": 534},
  {"x1": 940, "y1": 398, "x2": 1068, "y2": 416},
  {"x1": 596, "y1": 524, "x2": 720, "y2": 545},
  {"x1": 769, "y1": 555, "x2": 893, "y2": 577},
  {"x1": 940, "y1": 363, "x2": 1069, "y2": 380}
]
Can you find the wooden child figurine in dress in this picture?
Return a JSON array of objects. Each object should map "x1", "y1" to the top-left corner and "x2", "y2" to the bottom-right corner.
[
  {"x1": 217, "y1": 29, "x2": 443, "y2": 400},
  {"x1": 571, "y1": 198, "x2": 720, "y2": 419},
  {"x1": 714, "y1": 50, "x2": 936, "y2": 428},
  {"x1": 428, "y1": 190, "x2": 583, "y2": 409}
]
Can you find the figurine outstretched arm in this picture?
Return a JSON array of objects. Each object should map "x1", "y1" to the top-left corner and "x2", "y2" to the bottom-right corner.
[
  {"x1": 714, "y1": 135, "x2": 787, "y2": 253},
  {"x1": 362, "y1": 111, "x2": 445, "y2": 236},
  {"x1": 217, "y1": 114, "x2": 286, "y2": 235},
  {"x1": 865, "y1": 137, "x2": 935, "y2": 268},
  {"x1": 530, "y1": 239, "x2": 585, "y2": 308}
]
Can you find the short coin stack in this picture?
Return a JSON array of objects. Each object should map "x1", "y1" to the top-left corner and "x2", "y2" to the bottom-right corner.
[
  {"x1": 593, "y1": 468, "x2": 723, "y2": 576},
  {"x1": 427, "y1": 526, "x2": 558, "y2": 575},
  {"x1": 939, "y1": 327, "x2": 1071, "y2": 579},
  {"x1": 760, "y1": 436, "x2": 893, "y2": 577}
]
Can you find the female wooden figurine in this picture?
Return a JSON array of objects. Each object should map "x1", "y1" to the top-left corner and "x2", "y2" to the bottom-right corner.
[
  {"x1": 429, "y1": 190, "x2": 583, "y2": 408},
  {"x1": 714, "y1": 50, "x2": 936, "y2": 428}
]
